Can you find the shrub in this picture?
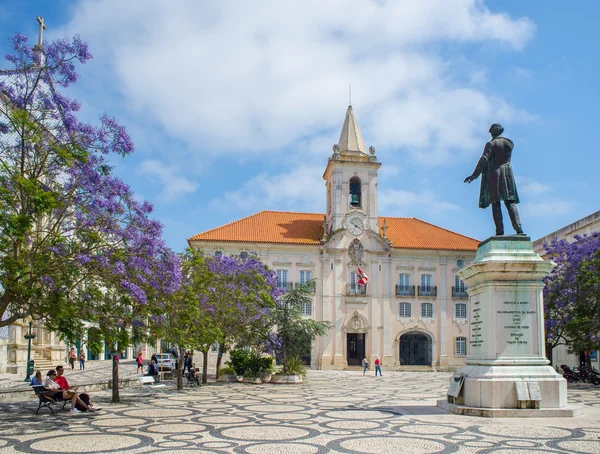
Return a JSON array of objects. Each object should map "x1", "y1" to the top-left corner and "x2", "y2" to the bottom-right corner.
[
  {"x1": 218, "y1": 366, "x2": 236, "y2": 377},
  {"x1": 226, "y1": 348, "x2": 251, "y2": 376},
  {"x1": 285, "y1": 355, "x2": 307, "y2": 377}
]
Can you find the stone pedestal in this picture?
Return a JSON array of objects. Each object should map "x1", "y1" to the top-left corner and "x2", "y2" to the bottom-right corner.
[{"x1": 438, "y1": 236, "x2": 576, "y2": 417}]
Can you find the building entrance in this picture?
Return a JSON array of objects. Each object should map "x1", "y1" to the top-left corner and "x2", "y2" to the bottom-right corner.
[
  {"x1": 347, "y1": 333, "x2": 365, "y2": 366},
  {"x1": 400, "y1": 333, "x2": 432, "y2": 366}
]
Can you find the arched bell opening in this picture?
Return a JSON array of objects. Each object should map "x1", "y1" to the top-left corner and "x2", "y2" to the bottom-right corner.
[{"x1": 349, "y1": 176, "x2": 362, "y2": 208}]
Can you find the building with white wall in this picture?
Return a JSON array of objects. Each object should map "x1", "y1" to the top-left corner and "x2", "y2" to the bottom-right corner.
[{"x1": 189, "y1": 106, "x2": 479, "y2": 370}]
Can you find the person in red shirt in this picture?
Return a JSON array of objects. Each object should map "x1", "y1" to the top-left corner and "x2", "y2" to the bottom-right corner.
[
  {"x1": 374, "y1": 357, "x2": 382, "y2": 376},
  {"x1": 55, "y1": 365, "x2": 100, "y2": 412}
]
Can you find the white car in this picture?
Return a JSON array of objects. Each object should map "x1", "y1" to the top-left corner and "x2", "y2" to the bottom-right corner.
[{"x1": 155, "y1": 353, "x2": 177, "y2": 371}]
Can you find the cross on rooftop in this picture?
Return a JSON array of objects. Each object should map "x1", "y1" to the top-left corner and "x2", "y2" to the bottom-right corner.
[{"x1": 36, "y1": 16, "x2": 46, "y2": 46}]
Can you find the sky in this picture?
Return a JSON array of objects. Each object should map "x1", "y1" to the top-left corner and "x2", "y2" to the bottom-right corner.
[{"x1": 1, "y1": 1, "x2": 598, "y2": 252}]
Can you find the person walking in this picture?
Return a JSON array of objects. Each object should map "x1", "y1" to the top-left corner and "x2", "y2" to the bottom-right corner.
[
  {"x1": 136, "y1": 352, "x2": 144, "y2": 374},
  {"x1": 374, "y1": 357, "x2": 382, "y2": 377},
  {"x1": 78, "y1": 349, "x2": 86, "y2": 370},
  {"x1": 68, "y1": 348, "x2": 76, "y2": 370},
  {"x1": 361, "y1": 357, "x2": 369, "y2": 375}
]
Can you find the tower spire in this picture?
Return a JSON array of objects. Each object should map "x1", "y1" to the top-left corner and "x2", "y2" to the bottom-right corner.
[{"x1": 336, "y1": 105, "x2": 366, "y2": 154}]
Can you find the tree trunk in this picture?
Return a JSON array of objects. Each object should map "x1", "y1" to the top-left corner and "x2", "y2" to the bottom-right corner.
[
  {"x1": 111, "y1": 353, "x2": 120, "y2": 403},
  {"x1": 216, "y1": 345, "x2": 225, "y2": 377},
  {"x1": 202, "y1": 349, "x2": 209, "y2": 384},
  {"x1": 177, "y1": 346, "x2": 184, "y2": 391},
  {"x1": 546, "y1": 343, "x2": 554, "y2": 367}
]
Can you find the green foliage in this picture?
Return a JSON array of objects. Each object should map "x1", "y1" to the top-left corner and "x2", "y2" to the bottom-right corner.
[
  {"x1": 226, "y1": 348, "x2": 251, "y2": 376},
  {"x1": 273, "y1": 280, "x2": 330, "y2": 374},
  {"x1": 284, "y1": 356, "x2": 307, "y2": 376},
  {"x1": 218, "y1": 366, "x2": 236, "y2": 377}
]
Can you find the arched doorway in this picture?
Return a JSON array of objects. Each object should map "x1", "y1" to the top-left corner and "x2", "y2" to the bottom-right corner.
[{"x1": 400, "y1": 332, "x2": 432, "y2": 366}]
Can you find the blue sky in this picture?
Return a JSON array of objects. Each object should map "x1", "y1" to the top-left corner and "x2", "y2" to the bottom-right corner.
[{"x1": 1, "y1": 1, "x2": 598, "y2": 252}]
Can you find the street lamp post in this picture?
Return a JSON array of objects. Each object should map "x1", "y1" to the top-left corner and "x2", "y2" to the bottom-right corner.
[{"x1": 23, "y1": 321, "x2": 36, "y2": 382}]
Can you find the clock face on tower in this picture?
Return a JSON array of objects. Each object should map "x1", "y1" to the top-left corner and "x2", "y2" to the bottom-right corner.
[{"x1": 347, "y1": 216, "x2": 364, "y2": 236}]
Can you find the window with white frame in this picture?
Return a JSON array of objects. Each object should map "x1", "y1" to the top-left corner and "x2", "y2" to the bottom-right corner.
[
  {"x1": 455, "y1": 275, "x2": 466, "y2": 292},
  {"x1": 399, "y1": 302, "x2": 411, "y2": 318},
  {"x1": 240, "y1": 251, "x2": 248, "y2": 260},
  {"x1": 214, "y1": 250, "x2": 222, "y2": 258},
  {"x1": 420, "y1": 274, "x2": 432, "y2": 291},
  {"x1": 421, "y1": 302, "x2": 433, "y2": 318},
  {"x1": 455, "y1": 303, "x2": 467, "y2": 318},
  {"x1": 210, "y1": 343, "x2": 219, "y2": 353},
  {"x1": 299, "y1": 270, "x2": 311, "y2": 284},
  {"x1": 456, "y1": 337, "x2": 467, "y2": 356},
  {"x1": 350, "y1": 271, "x2": 357, "y2": 290},
  {"x1": 399, "y1": 273, "x2": 410, "y2": 290},
  {"x1": 276, "y1": 269, "x2": 288, "y2": 289},
  {"x1": 300, "y1": 300, "x2": 312, "y2": 316}
]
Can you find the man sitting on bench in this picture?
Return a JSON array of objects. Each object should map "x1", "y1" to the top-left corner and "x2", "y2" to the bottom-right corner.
[
  {"x1": 54, "y1": 365, "x2": 100, "y2": 412},
  {"x1": 44, "y1": 368, "x2": 93, "y2": 414}
]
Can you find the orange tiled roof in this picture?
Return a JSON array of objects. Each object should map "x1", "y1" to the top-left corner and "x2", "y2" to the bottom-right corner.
[{"x1": 188, "y1": 211, "x2": 479, "y2": 251}]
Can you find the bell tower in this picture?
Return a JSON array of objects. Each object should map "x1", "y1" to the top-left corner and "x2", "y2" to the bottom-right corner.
[{"x1": 323, "y1": 105, "x2": 381, "y2": 237}]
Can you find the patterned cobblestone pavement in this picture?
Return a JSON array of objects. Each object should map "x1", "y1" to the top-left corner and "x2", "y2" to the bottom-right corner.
[{"x1": 0, "y1": 370, "x2": 599, "y2": 453}]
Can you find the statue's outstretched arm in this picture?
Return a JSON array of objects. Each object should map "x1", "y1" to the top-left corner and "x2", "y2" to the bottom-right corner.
[{"x1": 464, "y1": 142, "x2": 491, "y2": 183}]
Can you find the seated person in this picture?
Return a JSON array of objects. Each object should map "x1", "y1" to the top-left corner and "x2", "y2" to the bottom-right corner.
[
  {"x1": 31, "y1": 370, "x2": 43, "y2": 386},
  {"x1": 146, "y1": 360, "x2": 158, "y2": 376},
  {"x1": 55, "y1": 365, "x2": 101, "y2": 412},
  {"x1": 189, "y1": 367, "x2": 200, "y2": 386},
  {"x1": 45, "y1": 368, "x2": 95, "y2": 414}
]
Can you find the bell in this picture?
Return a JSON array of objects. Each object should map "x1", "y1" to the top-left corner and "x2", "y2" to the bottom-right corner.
[{"x1": 350, "y1": 194, "x2": 359, "y2": 205}]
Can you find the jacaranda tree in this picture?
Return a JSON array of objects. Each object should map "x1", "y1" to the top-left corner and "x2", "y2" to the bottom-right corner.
[
  {"x1": 0, "y1": 31, "x2": 181, "y2": 400},
  {"x1": 543, "y1": 232, "x2": 600, "y2": 366}
]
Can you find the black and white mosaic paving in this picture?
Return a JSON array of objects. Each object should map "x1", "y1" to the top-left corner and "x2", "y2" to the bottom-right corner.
[{"x1": 1, "y1": 371, "x2": 599, "y2": 453}]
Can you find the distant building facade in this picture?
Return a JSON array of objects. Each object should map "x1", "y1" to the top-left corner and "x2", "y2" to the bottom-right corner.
[
  {"x1": 533, "y1": 210, "x2": 600, "y2": 370},
  {"x1": 189, "y1": 106, "x2": 479, "y2": 370}
]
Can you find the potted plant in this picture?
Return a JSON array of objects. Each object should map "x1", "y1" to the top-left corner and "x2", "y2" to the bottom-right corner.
[
  {"x1": 226, "y1": 348, "x2": 250, "y2": 382},
  {"x1": 217, "y1": 366, "x2": 238, "y2": 382},
  {"x1": 259, "y1": 356, "x2": 274, "y2": 383},
  {"x1": 271, "y1": 355, "x2": 305, "y2": 384}
]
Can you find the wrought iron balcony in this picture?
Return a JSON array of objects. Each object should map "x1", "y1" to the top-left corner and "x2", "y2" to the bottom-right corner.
[
  {"x1": 395, "y1": 285, "x2": 416, "y2": 297},
  {"x1": 276, "y1": 282, "x2": 293, "y2": 293},
  {"x1": 417, "y1": 286, "x2": 437, "y2": 297},
  {"x1": 452, "y1": 287, "x2": 468, "y2": 298},
  {"x1": 346, "y1": 283, "x2": 368, "y2": 295},
  {"x1": 295, "y1": 281, "x2": 316, "y2": 294}
]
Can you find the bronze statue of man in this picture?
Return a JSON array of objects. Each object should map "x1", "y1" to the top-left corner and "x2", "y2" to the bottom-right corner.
[{"x1": 464, "y1": 124, "x2": 524, "y2": 236}]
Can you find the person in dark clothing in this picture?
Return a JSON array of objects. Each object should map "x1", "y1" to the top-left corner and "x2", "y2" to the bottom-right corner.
[{"x1": 464, "y1": 124, "x2": 524, "y2": 236}]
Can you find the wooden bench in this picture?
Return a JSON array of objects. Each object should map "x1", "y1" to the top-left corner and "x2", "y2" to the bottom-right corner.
[
  {"x1": 139, "y1": 376, "x2": 166, "y2": 394},
  {"x1": 31, "y1": 385, "x2": 69, "y2": 414}
]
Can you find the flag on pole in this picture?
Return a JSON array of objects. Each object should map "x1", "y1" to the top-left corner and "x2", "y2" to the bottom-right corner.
[{"x1": 357, "y1": 267, "x2": 369, "y2": 285}]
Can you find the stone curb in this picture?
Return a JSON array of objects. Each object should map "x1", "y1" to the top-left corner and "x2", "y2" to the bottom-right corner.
[{"x1": 0, "y1": 378, "x2": 141, "y2": 403}]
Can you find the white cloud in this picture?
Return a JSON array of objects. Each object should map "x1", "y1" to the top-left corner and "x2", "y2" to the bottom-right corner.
[
  {"x1": 522, "y1": 199, "x2": 574, "y2": 217},
  {"x1": 138, "y1": 160, "x2": 198, "y2": 200},
  {"x1": 59, "y1": 0, "x2": 535, "y2": 165},
  {"x1": 379, "y1": 189, "x2": 461, "y2": 215},
  {"x1": 213, "y1": 165, "x2": 325, "y2": 213}
]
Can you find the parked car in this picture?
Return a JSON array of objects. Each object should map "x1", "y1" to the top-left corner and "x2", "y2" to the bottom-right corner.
[{"x1": 155, "y1": 353, "x2": 177, "y2": 371}]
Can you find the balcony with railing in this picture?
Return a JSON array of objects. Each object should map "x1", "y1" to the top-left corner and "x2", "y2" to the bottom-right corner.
[
  {"x1": 452, "y1": 287, "x2": 468, "y2": 298},
  {"x1": 395, "y1": 285, "x2": 416, "y2": 297},
  {"x1": 346, "y1": 283, "x2": 368, "y2": 296},
  {"x1": 417, "y1": 286, "x2": 437, "y2": 297},
  {"x1": 294, "y1": 281, "x2": 316, "y2": 294},
  {"x1": 276, "y1": 282, "x2": 293, "y2": 293}
]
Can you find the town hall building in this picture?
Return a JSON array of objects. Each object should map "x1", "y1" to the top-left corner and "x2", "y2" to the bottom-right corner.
[{"x1": 188, "y1": 106, "x2": 479, "y2": 370}]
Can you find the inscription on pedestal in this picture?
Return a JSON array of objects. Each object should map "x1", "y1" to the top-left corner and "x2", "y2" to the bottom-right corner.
[
  {"x1": 496, "y1": 300, "x2": 537, "y2": 355},
  {"x1": 469, "y1": 300, "x2": 483, "y2": 350}
]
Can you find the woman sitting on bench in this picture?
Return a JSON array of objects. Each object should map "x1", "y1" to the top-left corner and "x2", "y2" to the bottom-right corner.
[{"x1": 44, "y1": 370, "x2": 94, "y2": 414}]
